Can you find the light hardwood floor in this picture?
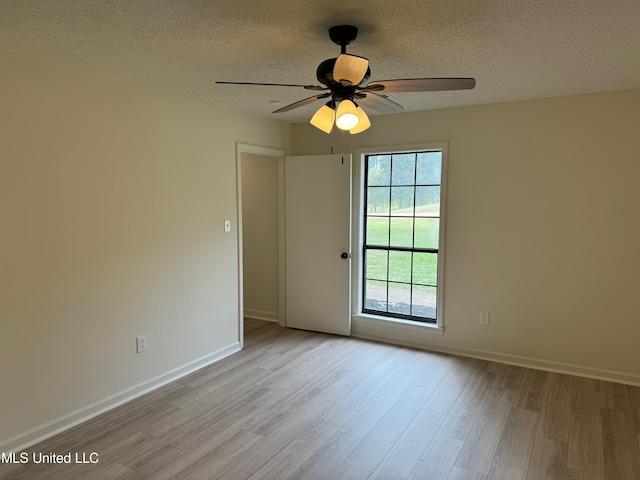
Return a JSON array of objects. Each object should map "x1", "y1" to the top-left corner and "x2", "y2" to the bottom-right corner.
[{"x1": 3, "y1": 319, "x2": 640, "y2": 480}]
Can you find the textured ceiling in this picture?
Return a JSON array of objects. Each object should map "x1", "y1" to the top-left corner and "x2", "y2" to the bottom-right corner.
[{"x1": 2, "y1": 0, "x2": 640, "y2": 123}]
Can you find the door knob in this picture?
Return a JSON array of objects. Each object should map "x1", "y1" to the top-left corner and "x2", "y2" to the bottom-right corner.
[{"x1": 340, "y1": 252, "x2": 349, "y2": 259}]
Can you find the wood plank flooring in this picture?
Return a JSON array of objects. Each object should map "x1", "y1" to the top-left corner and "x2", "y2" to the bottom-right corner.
[{"x1": 3, "y1": 319, "x2": 640, "y2": 480}]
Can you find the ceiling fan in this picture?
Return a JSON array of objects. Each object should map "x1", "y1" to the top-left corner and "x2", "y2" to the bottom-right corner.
[{"x1": 217, "y1": 25, "x2": 476, "y2": 134}]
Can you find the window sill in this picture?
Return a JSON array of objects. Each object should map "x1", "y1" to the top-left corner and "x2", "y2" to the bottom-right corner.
[{"x1": 351, "y1": 313, "x2": 444, "y2": 346}]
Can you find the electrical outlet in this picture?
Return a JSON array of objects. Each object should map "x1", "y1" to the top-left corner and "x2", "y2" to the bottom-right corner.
[
  {"x1": 136, "y1": 335, "x2": 147, "y2": 353},
  {"x1": 480, "y1": 311, "x2": 490, "y2": 325},
  {"x1": 224, "y1": 220, "x2": 231, "y2": 233}
]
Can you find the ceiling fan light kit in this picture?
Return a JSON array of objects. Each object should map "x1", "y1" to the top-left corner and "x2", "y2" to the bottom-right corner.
[
  {"x1": 350, "y1": 106, "x2": 371, "y2": 134},
  {"x1": 217, "y1": 25, "x2": 475, "y2": 135},
  {"x1": 309, "y1": 103, "x2": 335, "y2": 133},
  {"x1": 335, "y1": 99, "x2": 360, "y2": 130},
  {"x1": 333, "y1": 54, "x2": 369, "y2": 86}
]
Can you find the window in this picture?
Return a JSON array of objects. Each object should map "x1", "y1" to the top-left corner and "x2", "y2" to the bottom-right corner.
[{"x1": 362, "y1": 149, "x2": 445, "y2": 324}]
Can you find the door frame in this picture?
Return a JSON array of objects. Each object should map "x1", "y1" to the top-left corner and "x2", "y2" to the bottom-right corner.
[{"x1": 236, "y1": 143, "x2": 286, "y2": 348}]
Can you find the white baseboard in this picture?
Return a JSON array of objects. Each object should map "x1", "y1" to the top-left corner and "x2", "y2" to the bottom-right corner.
[
  {"x1": 244, "y1": 309, "x2": 279, "y2": 322},
  {"x1": 351, "y1": 316, "x2": 640, "y2": 387},
  {"x1": 1, "y1": 342, "x2": 241, "y2": 453}
]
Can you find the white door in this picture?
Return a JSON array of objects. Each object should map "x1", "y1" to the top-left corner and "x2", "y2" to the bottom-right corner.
[{"x1": 285, "y1": 154, "x2": 351, "y2": 335}]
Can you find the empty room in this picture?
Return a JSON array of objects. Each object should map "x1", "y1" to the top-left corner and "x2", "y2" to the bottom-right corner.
[{"x1": 2, "y1": 1, "x2": 640, "y2": 479}]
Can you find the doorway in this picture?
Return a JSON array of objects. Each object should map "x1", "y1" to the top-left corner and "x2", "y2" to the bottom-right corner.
[
  {"x1": 236, "y1": 144, "x2": 285, "y2": 348},
  {"x1": 236, "y1": 146, "x2": 352, "y2": 346}
]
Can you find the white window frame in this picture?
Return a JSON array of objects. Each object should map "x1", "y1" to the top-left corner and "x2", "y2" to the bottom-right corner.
[{"x1": 352, "y1": 143, "x2": 447, "y2": 334}]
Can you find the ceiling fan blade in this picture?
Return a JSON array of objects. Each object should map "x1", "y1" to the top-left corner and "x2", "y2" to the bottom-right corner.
[
  {"x1": 216, "y1": 81, "x2": 327, "y2": 91},
  {"x1": 334, "y1": 54, "x2": 369, "y2": 86},
  {"x1": 273, "y1": 93, "x2": 331, "y2": 113},
  {"x1": 362, "y1": 78, "x2": 476, "y2": 93},
  {"x1": 356, "y1": 92, "x2": 404, "y2": 114}
]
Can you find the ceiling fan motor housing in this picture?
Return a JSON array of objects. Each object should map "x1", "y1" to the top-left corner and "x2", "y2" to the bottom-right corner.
[{"x1": 316, "y1": 58, "x2": 337, "y2": 85}]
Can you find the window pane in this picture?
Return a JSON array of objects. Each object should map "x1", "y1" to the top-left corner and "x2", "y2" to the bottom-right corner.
[
  {"x1": 388, "y1": 251, "x2": 411, "y2": 283},
  {"x1": 367, "y1": 186, "x2": 390, "y2": 215},
  {"x1": 416, "y1": 151, "x2": 442, "y2": 184},
  {"x1": 366, "y1": 217, "x2": 389, "y2": 246},
  {"x1": 412, "y1": 285, "x2": 437, "y2": 319},
  {"x1": 415, "y1": 186, "x2": 440, "y2": 217},
  {"x1": 391, "y1": 153, "x2": 416, "y2": 185},
  {"x1": 391, "y1": 186, "x2": 414, "y2": 215},
  {"x1": 414, "y1": 218, "x2": 439, "y2": 249},
  {"x1": 413, "y1": 252, "x2": 438, "y2": 286},
  {"x1": 388, "y1": 282, "x2": 411, "y2": 315},
  {"x1": 390, "y1": 217, "x2": 413, "y2": 247},
  {"x1": 367, "y1": 155, "x2": 391, "y2": 186},
  {"x1": 365, "y1": 279, "x2": 387, "y2": 311},
  {"x1": 365, "y1": 249, "x2": 387, "y2": 281}
]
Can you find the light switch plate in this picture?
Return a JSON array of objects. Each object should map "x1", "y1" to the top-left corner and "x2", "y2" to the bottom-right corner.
[{"x1": 136, "y1": 335, "x2": 147, "y2": 353}]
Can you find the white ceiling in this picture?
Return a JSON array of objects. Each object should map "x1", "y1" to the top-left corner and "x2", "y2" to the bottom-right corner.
[{"x1": 2, "y1": 0, "x2": 640, "y2": 123}]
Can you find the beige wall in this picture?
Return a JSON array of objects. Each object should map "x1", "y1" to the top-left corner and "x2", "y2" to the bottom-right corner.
[
  {"x1": 292, "y1": 89, "x2": 640, "y2": 379},
  {"x1": 241, "y1": 153, "x2": 280, "y2": 321},
  {"x1": 0, "y1": 50, "x2": 290, "y2": 447}
]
